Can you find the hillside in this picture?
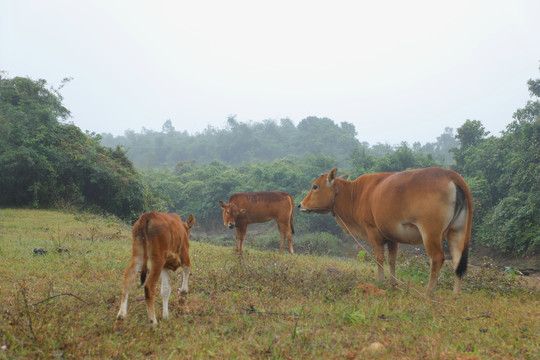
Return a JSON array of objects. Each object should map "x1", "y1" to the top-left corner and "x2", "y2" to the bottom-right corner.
[{"x1": 0, "y1": 209, "x2": 537, "y2": 359}]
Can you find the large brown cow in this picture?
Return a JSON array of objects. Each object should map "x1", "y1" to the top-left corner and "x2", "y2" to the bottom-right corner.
[
  {"x1": 116, "y1": 211, "x2": 195, "y2": 325},
  {"x1": 298, "y1": 167, "x2": 472, "y2": 295},
  {"x1": 219, "y1": 191, "x2": 295, "y2": 254}
]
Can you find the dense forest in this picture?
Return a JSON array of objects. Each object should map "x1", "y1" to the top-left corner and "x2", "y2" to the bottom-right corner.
[{"x1": 1, "y1": 67, "x2": 538, "y2": 256}]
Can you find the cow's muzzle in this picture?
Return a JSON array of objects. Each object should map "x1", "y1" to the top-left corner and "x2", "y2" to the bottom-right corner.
[
  {"x1": 228, "y1": 223, "x2": 235, "y2": 229},
  {"x1": 298, "y1": 204, "x2": 330, "y2": 214}
]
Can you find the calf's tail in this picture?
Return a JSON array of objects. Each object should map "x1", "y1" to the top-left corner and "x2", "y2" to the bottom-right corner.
[
  {"x1": 289, "y1": 194, "x2": 295, "y2": 235},
  {"x1": 138, "y1": 214, "x2": 151, "y2": 286}
]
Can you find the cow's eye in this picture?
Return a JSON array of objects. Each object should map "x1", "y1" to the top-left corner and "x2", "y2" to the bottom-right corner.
[
  {"x1": 226, "y1": 211, "x2": 230, "y2": 215},
  {"x1": 312, "y1": 185, "x2": 319, "y2": 190}
]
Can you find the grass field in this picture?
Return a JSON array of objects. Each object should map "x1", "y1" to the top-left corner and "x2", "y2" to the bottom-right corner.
[{"x1": 0, "y1": 209, "x2": 538, "y2": 359}]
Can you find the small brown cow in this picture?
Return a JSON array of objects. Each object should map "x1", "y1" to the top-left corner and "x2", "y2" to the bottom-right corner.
[
  {"x1": 219, "y1": 191, "x2": 295, "y2": 254},
  {"x1": 298, "y1": 167, "x2": 472, "y2": 295},
  {"x1": 116, "y1": 211, "x2": 195, "y2": 325}
]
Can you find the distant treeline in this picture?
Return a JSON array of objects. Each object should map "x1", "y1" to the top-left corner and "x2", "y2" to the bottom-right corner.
[
  {"x1": 1, "y1": 68, "x2": 538, "y2": 255},
  {"x1": 100, "y1": 116, "x2": 458, "y2": 169}
]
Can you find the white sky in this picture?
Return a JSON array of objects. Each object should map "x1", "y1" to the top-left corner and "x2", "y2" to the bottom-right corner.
[{"x1": 1, "y1": 0, "x2": 540, "y2": 145}]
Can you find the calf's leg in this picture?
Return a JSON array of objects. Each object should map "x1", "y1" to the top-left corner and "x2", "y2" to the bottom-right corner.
[
  {"x1": 160, "y1": 269, "x2": 171, "y2": 319},
  {"x1": 144, "y1": 259, "x2": 165, "y2": 325},
  {"x1": 116, "y1": 256, "x2": 142, "y2": 321},
  {"x1": 277, "y1": 222, "x2": 294, "y2": 254},
  {"x1": 179, "y1": 266, "x2": 190, "y2": 294},
  {"x1": 235, "y1": 225, "x2": 247, "y2": 254}
]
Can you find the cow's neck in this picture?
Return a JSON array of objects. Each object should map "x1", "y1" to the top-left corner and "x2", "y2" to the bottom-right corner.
[
  {"x1": 331, "y1": 178, "x2": 354, "y2": 217},
  {"x1": 331, "y1": 178, "x2": 369, "y2": 240}
]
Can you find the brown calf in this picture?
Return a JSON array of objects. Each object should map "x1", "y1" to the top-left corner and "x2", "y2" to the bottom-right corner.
[
  {"x1": 116, "y1": 211, "x2": 195, "y2": 325},
  {"x1": 219, "y1": 191, "x2": 295, "y2": 254},
  {"x1": 299, "y1": 167, "x2": 472, "y2": 295}
]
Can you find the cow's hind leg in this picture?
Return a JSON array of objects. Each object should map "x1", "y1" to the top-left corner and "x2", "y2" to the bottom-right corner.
[
  {"x1": 116, "y1": 255, "x2": 142, "y2": 321},
  {"x1": 447, "y1": 227, "x2": 468, "y2": 295},
  {"x1": 276, "y1": 222, "x2": 293, "y2": 253},
  {"x1": 160, "y1": 269, "x2": 171, "y2": 320},
  {"x1": 278, "y1": 222, "x2": 294, "y2": 254},
  {"x1": 420, "y1": 228, "x2": 445, "y2": 296},
  {"x1": 278, "y1": 227, "x2": 285, "y2": 253},
  {"x1": 144, "y1": 259, "x2": 165, "y2": 325},
  {"x1": 286, "y1": 229, "x2": 294, "y2": 254},
  {"x1": 367, "y1": 229, "x2": 385, "y2": 283}
]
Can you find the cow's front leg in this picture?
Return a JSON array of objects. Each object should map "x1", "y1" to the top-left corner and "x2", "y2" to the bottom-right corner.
[
  {"x1": 373, "y1": 243, "x2": 385, "y2": 283},
  {"x1": 387, "y1": 241, "x2": 399, "y2": 284},
  {"x1": 367, "y1": 229, "x2": 386, "y2": 283},
  {"x1": 179, "y1": 266, "x2": 190, "y2": 294},
  {"x1": 235, "y1": 225, "x2": 247, "y2": 254}
]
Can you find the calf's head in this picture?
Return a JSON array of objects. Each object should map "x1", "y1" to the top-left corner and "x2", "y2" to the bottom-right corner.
[
  {"x1": 299, "y1": 168, "x2": 347, "y2": 214},
  {"x1": 219, "y1": 201, "x2": 246, "y2": 229}
]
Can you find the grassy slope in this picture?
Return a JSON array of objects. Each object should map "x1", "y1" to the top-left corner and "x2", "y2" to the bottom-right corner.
[{"x1": 0, "y1": 209, "x2": 537, "y2": 359}]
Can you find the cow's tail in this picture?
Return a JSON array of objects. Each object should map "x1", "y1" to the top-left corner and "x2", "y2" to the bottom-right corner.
[
  {"x1": 288, "y1": 194, "x2": 295, "y2": 235},
  {"x1": 453, "y1": 177, "x2": 473, "y2": 279},
  {"x1": 138, "y1": 213, "x2": 151, "y2": 287}
]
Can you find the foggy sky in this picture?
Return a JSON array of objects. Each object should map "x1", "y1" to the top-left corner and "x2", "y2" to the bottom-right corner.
[{"x1": 1, "y1": 0, "x2": 540, "y2": 145}]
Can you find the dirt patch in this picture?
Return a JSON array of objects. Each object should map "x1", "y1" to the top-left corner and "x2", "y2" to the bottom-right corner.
[{"x1": 469, "y1": 245, "x2": 540, "y2": 277}]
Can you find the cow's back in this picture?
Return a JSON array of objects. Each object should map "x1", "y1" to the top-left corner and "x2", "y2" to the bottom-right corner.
[
  {"x1": 137, "y1": 212, "x2": 187, "y2": 254},
  {"x1": 230, "y1": 191, "x2": 293, "y2": 222}
]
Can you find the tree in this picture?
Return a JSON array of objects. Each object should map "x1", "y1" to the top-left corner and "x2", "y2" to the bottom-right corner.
[
  {"x1": 450, "y1": 65, "x2": 540, "y2": 254},
  {"x1": 455, "y1": 119, "x2": 489, "y2": 149},
  {"x1": 0, "y1": 74, "x2": 145, "y2": 220},
  {"x1": 162, "y1": 119, "x2": 175, "y2": 133}
]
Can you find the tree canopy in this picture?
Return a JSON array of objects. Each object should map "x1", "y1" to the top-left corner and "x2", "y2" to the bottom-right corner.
[
  {"x1": 0, "y1": 74, "x2": 145, "y2": 220},
  {"x1": 101, "y1": 116, "x2": 456, "y2": 169}
]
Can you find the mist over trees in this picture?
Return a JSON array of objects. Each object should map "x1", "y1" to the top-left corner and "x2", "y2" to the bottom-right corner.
[
  {"x1": 100, "y1": 116, "x2": 457, "y2": 169},
  {"x1": 1, "y1": 65, "x2": 538, "y2": 256}
]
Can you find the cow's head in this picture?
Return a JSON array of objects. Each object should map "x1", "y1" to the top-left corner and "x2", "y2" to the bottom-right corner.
[
  {"x1": 219, "y1": 201, "x2": 246, "y2": 229},
  {"x1": 298, "y1": 168, "x2": 348, "y2": 214},
  {"x1": 184, "y1": 214, "x2": 195, "y2": 234}
]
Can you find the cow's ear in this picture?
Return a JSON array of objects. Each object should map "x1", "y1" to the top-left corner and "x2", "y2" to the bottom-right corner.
[
  {"x1": 219, "y1": 200, "x2": 226, "y2": 208},
  {"x1": 339, "y1": 174, "x2": 349, "y2": 180},
  {"x1": 186, "y1": 214, "x2": 195, "y2": 230},
  {"x1": 328, "y1": 168, "x2": 338, "y2": 184}
]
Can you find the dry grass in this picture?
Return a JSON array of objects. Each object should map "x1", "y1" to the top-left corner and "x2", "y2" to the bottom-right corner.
[{"x1": 0, "y1": 209, "x2": 538, "y2": 359}]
